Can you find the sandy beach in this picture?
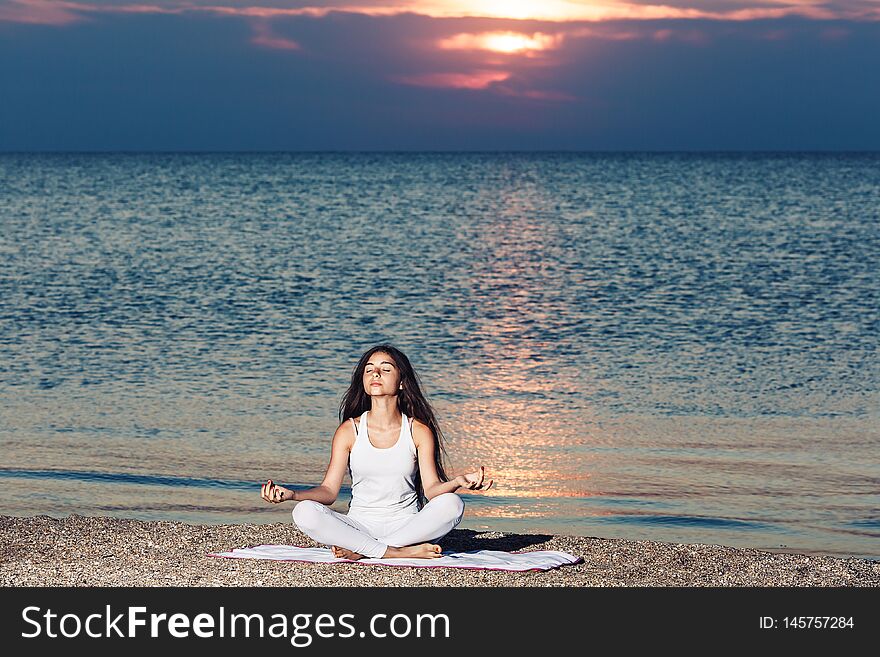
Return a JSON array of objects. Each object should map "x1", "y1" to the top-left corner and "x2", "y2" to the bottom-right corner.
[{"x1": 1, "y1": 514, "x2": 877, "y2": 587}]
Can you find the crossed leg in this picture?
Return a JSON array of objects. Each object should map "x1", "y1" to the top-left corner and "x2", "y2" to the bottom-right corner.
[
  {"x1": 292, "y1": 501, "x2": 387, "y2": 558},
  {"x1": 379, "y1": 493, "x2": 465, "y2": 548},
  {"x1": 292, "y1": 493, "x2": 465, "y2": 560}
]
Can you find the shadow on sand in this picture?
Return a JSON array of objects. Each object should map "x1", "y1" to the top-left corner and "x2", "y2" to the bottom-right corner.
[{"x1": 438, "y1": 529, "x2": 553, "y2": 553}]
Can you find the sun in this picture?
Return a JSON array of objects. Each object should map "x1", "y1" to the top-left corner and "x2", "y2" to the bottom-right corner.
[
  {"x1": 438, "y1": 31, "x2": 561, "y2": 54},
  {"x1": 484, "y1": 33, "x2": 537, "y2": 53}
]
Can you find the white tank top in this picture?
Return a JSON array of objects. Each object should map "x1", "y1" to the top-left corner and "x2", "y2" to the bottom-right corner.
[{"x1": 347, "y1": 410, "x2": 419, "y2": 517}]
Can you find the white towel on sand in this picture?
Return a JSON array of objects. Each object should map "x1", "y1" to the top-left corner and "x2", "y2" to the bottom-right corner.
[{"x1": 208, "y1": 545, "x2": 582, "y2": 572}]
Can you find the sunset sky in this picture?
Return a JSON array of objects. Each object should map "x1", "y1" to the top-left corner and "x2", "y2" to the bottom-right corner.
[{"x1": 1, "y1": 1, "x2": 878, "y2": 150}]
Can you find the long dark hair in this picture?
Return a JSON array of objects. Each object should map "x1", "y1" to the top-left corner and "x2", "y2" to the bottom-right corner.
[{"x1": 338, "y1": 344, "x2": 449, "y2": 508}]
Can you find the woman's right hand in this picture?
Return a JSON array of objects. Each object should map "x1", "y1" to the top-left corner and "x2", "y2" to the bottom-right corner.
[{"x1": 261, "y1": 479, "x2": 293, "y2": 504}]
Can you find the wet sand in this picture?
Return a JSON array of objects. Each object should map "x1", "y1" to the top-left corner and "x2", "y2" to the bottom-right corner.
[{"x1": 2, "y1": 514, "x2": 877, "y2": 587}]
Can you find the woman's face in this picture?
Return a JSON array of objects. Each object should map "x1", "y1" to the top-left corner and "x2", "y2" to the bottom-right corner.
[{"x1": 363, "y1": 351, "x2": 401, "y2": 396}]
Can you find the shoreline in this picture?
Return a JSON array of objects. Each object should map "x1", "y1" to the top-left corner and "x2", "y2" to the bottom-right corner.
[{"x1": 2, "y1": 514, "x2": 878, "y2": 587}]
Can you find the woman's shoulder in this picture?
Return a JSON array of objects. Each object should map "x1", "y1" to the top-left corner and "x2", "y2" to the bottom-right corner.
[
  {"x1": 409, "y1": 418, "x2": 433, "y2": 448},
  {"x1": 331, "y1": 417, "x2": 360, "y2": 450}
]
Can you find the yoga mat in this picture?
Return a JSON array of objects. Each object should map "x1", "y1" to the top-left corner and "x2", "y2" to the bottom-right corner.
[{"x1": 207, "y1": 545, "x2": 583, "y2": 572}]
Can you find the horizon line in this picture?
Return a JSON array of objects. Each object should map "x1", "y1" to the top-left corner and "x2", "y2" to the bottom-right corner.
[{"x1": 2, "y1": 149, "x2": 880, "y2": 155}]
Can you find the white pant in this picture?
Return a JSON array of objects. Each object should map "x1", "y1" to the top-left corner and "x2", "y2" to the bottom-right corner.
[{"x1": 292, "y1": 493, "x2": 465, "y2": 559}]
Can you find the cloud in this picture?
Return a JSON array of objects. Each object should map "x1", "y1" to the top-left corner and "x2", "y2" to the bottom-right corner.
[
  {"x1": 652, "y1": 27, "x2": 709, "y2": 43},
  {"x1": 250, "y1": 19, "x2": 301, "y2": 49},
  {"x1": 3, "y1": 1, "x2": 880, "y2": 27},
  {"x1": 0, "y1": 0, "x2": 91, "y2": 25},
  {"x1": 495, "y1": 86, "x2": 578, "y2": 101},
  {"x1": 393, "y1": 69, "x2": 511, "y2": 89}
]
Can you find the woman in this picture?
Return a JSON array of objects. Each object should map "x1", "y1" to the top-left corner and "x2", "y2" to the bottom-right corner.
[{"x1": 261, "y1": 344, "x2": 493, "y2": 560}]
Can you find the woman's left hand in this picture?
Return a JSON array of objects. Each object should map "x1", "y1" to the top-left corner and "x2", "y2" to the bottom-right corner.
[{"x1": 456, "y1": 466, "x2": 493, "y2": 491}]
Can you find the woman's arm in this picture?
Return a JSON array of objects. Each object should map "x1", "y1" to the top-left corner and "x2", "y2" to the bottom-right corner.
[
  {"x1": 262, "y1": 420, "x2": 355, "y2": 505},
  {"x1": 426, "y1": 477, "x2": 465, "y2": 498},
  {"x1": 423, "y1": 467, "x2": 492, "y2": 498}
]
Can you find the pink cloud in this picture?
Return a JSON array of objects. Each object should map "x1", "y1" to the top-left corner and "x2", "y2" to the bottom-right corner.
[
  {"x1": 496, "y1": 87, "x2": 577, "y2": 102},
  {"x1": 567, "y1": 27, "x2": 642, "y2": 41},
  {"x1": 724, "y1": 6, "x2": 837, "y2": 21},
  {"x1": 393, "y1": 70, "x2": 511, "y2": 89},
  {"x1": 0, "y1": 0, "x2": 90, "y2": 25},
  {"x1": 250, "y1": 21, "x2": 301, "y2": 50},
  {"x1": 251, "y1": 35, "x2": 301, "y2": 50},
  {"x1": 190, "y1": 5, "x2": 336, "y2": 19},
  {"x1": 4, "y1": 1, "x2": 880, "y2": 27},
  {"x1": 104, "y1": 4, "x2": 181, "y2": 14},
  {"x1": 392, "y1": 63, "x2": 577, "y2": 102}
]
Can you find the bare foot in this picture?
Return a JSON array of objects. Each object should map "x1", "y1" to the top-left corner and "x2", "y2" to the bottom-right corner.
[
  {"x1": 382, "y1": 543, "x2": 443, "y2": 559},
  {"x1": 331, "y1": 545, "x2": 364, "y2": 560}
]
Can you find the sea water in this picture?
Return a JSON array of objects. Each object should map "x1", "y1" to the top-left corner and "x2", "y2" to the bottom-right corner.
[{"x1": 1, "y1": 152, "x2": 877, "y2": 559}]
